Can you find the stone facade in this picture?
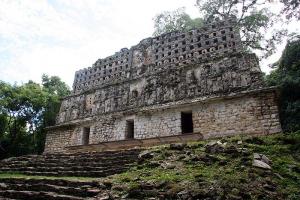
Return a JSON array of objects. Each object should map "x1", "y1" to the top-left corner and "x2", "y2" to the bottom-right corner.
[{"x1": 44, "y1": 18, "x2": 281, "y2": 153}]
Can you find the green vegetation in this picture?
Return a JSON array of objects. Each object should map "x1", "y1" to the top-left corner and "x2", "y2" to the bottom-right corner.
[
  {"x1": 195, "y1": 0, "x2": 289, "y2": 58},
  {"x1": 107, "y1": 132, "x2": 300, "y2": 199},
  {"x1": 280, "y1": 0, "x2": 300, "y2": 20},
  {"x1": 0, "y1": 74, "x2": 70, "y2": 159},
  {"x1": 0, "y1": 132, "x2": 298, "y2": 199},
  {"x1": 265, "y1": 35, "x2": 300, "y2": 132},
  {"x1": 153, "y1": 0, "x2": 299, "y2": 58},
  {"x1": 153, "y1": 7, "x2": 203, "y2": 36}
]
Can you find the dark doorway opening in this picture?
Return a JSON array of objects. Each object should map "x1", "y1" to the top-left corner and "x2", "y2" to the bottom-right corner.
[
  {"x1": 82, "y1": 127, "x2": 90, "y2": 145},
  {"x1": 126, "y1": 120, "x2": 134, "y2": 139},
  {"x1": 181, "y1": 112, "x2": 193, "y2": 134}
]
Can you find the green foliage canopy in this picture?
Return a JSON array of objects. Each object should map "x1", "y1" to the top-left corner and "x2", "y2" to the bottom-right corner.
[
  {"x1": 41, "y1": 74, "x2": 70, "y2": 126},
  {"x1": 153, "y1": 7, "x2": 203, "y2": 36},
  {"x1": 265, "y1": 35, "x2": 300, "y2": 132},
  {"x1": 195, "y1": 0, "x2": 288, "y2": 58},
  {"x1": 280, "y1": 0, "x2": 300, "y2": 20},
  {"x1": 0, "y1": 75, "x2": 70, "y2": 158},
  {"x1": 152, "y1": 0, "x2": 300, "y2": 58}
]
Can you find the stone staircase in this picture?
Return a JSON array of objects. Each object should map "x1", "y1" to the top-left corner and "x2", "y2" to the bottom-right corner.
[
  {"x1": 0, "y1": 149, "x2": 140, "y2": 177},
  {"x1": 0, "y1": 178, "x2": 106, "y2": 199}
]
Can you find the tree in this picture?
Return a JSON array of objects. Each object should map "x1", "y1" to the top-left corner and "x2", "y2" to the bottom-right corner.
[
  {"x1": 41, "y1": 74, "x2": 70, "y2": 126},
  {"x1": 42, "y1": 74, "x2": 70, "y2": 98},
  {"x1": 152, "y1": 1, "x2": 294, "y2": 58},
  {"x1": 265, "y1": 35, "x2": 300, "y2": 132},
  {"x1": 280, "y1": 0, "x2": 300, "y2": 20},
  {"x1": 153, "y1": 7, "x2": 203, "y2": 36},
  {"x1": 35, "y1": 74, "x2": 70, "y2": 153},
  {"x1": 0, "y1": 75, "x2": 70, "y2": 158},
  {"x1": 0, "y1": 81, "x2": 47, "y2": 158},
  {"x1": 195, "y1": 0, "x2": 288, "y2": 58}
]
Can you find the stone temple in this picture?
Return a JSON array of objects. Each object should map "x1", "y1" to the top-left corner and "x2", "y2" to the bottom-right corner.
[{"x1": 45, "y1": 18, "x2": 282, "y2": 153}]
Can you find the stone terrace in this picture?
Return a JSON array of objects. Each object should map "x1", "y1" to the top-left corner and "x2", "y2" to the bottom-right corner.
[
  {"x1": 0, "y1": 149, "x2": 140, "y2": 177},
  {"x1": 0, "y1": 148, "x2": 142, "y2": 199}
]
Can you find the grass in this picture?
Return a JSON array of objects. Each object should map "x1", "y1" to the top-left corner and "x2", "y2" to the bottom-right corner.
[{"x1": 109, "y1": 131, "x2": 300, "y2": 199}]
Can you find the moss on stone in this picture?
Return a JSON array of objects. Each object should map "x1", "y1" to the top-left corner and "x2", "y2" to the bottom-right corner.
[{"x1": 109, "y1": 132, "x2": 300, "y2": 199}]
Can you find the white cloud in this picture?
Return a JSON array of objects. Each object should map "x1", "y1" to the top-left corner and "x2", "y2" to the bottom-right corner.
[{"x1": 0, "y1": 0, "x2": 299, "y2": 87}]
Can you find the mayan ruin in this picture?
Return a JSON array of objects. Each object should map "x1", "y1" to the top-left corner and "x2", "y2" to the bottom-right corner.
[
  {"x1": 44, "y1": 18, "x2": 282, "y2": 153},
  {"x1": 2, "y1": 0, "x2": 300, "y2": 198}
]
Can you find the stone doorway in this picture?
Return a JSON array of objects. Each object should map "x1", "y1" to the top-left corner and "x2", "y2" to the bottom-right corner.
[
  {"x1": 181, "y1": 111, "x2": 193, "y2": 134},
  {"x1": 82, "y1": 127, "x2": 90, "y2": 145},
  {"x1": 125, "y1": 120, "x2": 134, "y2": 139}
]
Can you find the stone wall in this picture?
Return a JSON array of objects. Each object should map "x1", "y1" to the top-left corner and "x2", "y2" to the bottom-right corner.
[
  {"x1": 55, "y1": 18, "x2": 264, "y2": 125},
  {"x1": 44, "y1": 18, "x2": 282, "y2": 153},
  {"x1": 57, "y1": 53, "x2": 263, "y2": 124},
  {"x1": 135, "y1": 110, "x2": 182, "y2": 139},
  {"x1": 45, "y1": 89, "x2": 281, "y2": 152},
  {"x1": 44, "y1": 127, "x2": 74, "y2": 153},
  {"x1": 72, "y1": 18, "x2": 241, "y2": 93},
  {"x1": 193, "y1": 90, "x2": 281, "y2": 138}
]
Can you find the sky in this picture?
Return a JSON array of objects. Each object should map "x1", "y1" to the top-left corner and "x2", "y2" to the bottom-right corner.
[{"x1": 0, "y1": 0, "x2": 299, "y2": 88}]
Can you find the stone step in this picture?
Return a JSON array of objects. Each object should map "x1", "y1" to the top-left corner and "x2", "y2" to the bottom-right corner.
[
  {"x1": 35, "y1": 169, "x2": 124, "y2": 177},
  {"x1": 0, "y1": 158, "x2": 136, "y2": 168},
  {"x1": 0, "y1": 155, "x2": 138, "y2": 166},
  {"x1": 0, "y1": 183, "x2": 100, "y2": 198},
  {"x1": 0, "y1": 164, "x2": 130, "y2": 173},
  {"x1": 0, "y1": 178, "x2": 100, "y2": 188},
  {"x1": 0, "y1": 178, "x2": 104, "y2": 199},
  {"x1": 0, "y1": 155, "x2": 138, "y2": 165},
  {"x1": 0, "y1": 157, "x2": 137, "y2": 167},
  {"x1": 45, "y1": 151, "x2": 140, "y2": 158},
  {"x1": 0, "y1": 155, "x2": 137, "y2": 166},
  {"x1": 0, "y1": 190, "x2": 85, "y2": 200},
  {"x1": 0, "y1": 164, "x2": 135, "y2": 172},
  {"x1": 0, "y1": 149, "x2": 140, "y2": 177},
  {"x1": 0, "y1": 164, "x2": 132, "y2": 172},
  {"x1": 2, "y1": 149, "x2": 140, "y2": 162},
  {"x1": 16, "y1": 149, "x2": 141, "y2": 161},
  {"x1": 0, "y1": 167, "x2": 128, "y2": 177}
]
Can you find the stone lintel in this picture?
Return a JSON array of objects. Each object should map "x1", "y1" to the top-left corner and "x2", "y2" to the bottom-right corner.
[{"x1": 45, "y1": 118, "x2": 93, "y2": 131}]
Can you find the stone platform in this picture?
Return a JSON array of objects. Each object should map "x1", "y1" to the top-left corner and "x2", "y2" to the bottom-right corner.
[{"x1": 66, "y1": 132, "x2": 203, "y2": 153}]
